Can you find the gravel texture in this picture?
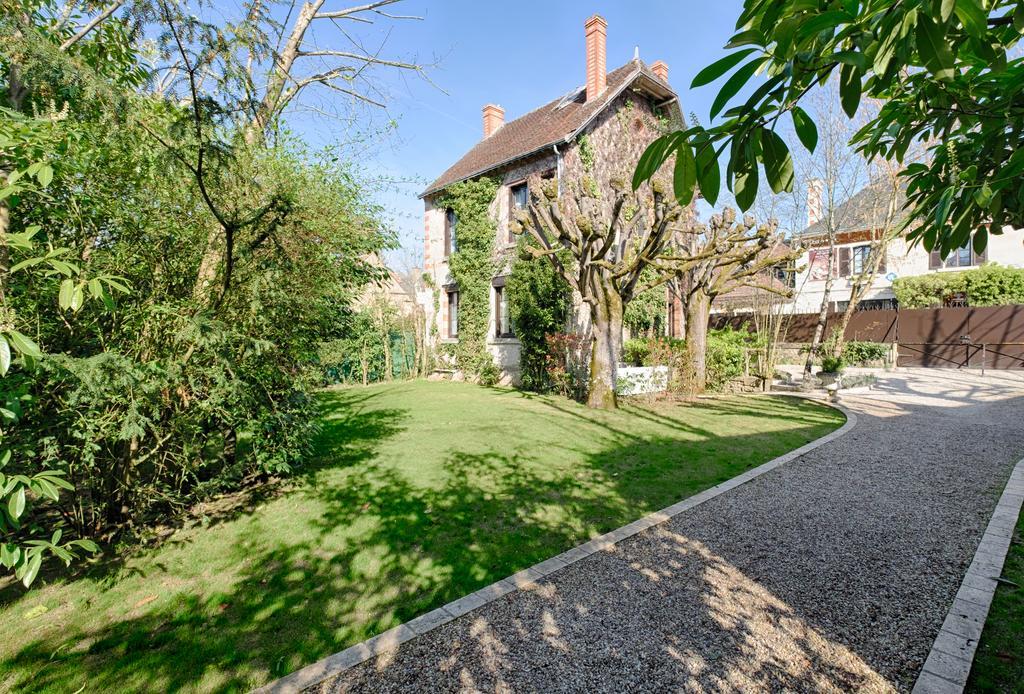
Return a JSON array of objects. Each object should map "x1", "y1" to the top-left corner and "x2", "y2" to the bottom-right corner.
[{"x1": 308, "y1": 370, "x2": 1024, "y2": 694}]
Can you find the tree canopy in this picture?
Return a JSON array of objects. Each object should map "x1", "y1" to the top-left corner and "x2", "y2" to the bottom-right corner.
[{"x1": 633, "y1": 0, "x2": 1024, "y2": 259}]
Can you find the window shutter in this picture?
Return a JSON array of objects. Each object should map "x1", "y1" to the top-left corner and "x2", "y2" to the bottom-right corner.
[
  {"x1": 929, "y1": 249, "x2": 941, "y2": 269},
  {"x1": 838, "y1": 247, "x2": 850, "y2": 276},
  {"x1": 877, "y1": 248, "x2": 886, "y2": 273}
]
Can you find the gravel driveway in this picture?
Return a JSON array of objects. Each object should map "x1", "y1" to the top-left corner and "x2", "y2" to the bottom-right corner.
[{"x1": 310, "y1": 370, "x2": 1024, "y2": 693}]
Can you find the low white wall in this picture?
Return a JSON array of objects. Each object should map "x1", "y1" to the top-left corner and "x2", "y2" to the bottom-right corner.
[{"x1": 616, "y1": 366, "x2": 670, "y2": 396}]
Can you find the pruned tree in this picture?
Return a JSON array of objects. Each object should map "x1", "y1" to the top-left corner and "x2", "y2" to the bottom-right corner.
[
  {"x1": 668, "y1": 208, "x2": 796, "y2": 393},
  {"x1": 514, "y1": 174, "x2": 689, "y2": 410}
]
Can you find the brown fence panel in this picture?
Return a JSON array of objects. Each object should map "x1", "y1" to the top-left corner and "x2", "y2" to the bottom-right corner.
[
  {"x1": 709, "y1": 304, "x2": 1024, "y2": 369},
  {"x1": 895, "y1": 306, "x2": 1024, "y2": 368}
]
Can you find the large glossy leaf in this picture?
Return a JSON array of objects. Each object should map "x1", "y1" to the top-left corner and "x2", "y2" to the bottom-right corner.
[
  {"x1": 760, "y1": 129, "x2": 794, "y2": 194},
  {"x1": 790, "y1": 106, "x2": 818, "y2": 152},
  {"x1": 632, "y1": 133, "x2": 678, "y2": 189},
  {"x1": 916, "y1": 14, "x2": 955, "y2": 81},
  {"x1": 0, "y1": 336, "x2": 9, "y2": 376},
  {"x1": 672, "y1": 141, "x2": 697, "y2": 206},
  {"x1": 710, "y1": 57, "x2": 767, "y2": 120},
  {"x1": 691, "y1": 49, "x2": 758, "y2": 88},
  {"x1": 6, "y1": 331, "x2": 42, "y2": 359},
  {"x1": 695, "y1": 142, "x2": 721, "y2": 205},
  {"x1": 839, "y1": 63, "x2": 862, "y2": 117},
  {"x1": 8, "y1": 486, "x2": 25, "y2": 520}
]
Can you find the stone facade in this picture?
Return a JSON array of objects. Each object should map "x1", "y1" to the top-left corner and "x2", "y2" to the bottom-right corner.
[{"x1": 421, "y1": 84, "x2": 676, "y2": 381}]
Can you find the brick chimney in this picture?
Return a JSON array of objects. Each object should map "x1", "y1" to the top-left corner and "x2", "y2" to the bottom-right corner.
[
  {"x1": 807, "y1": 178, "x2": 824, "y2": 227},
  {"x1": 585, "y1": 15, "x2": 607, "y2": 101},
  {"x1": 482, "y1": 104, "x2": 504, "y2": 138},
  {"x1": 651, "y1": 60, "x2": 668, "y2": 83}
]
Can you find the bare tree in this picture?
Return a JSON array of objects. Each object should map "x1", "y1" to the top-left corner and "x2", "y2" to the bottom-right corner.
[
  {"x1": 830, "y1": 157, "x2": 907, "y2": 359},
  {"x1": 141, "y1": 0, "x2": 429, "y2": 306},
  {"x1": 795, "y1": 82, "x2": 870, "y2": 375}
]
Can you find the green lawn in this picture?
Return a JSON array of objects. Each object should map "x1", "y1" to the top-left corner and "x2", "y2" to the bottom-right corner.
[
  {"x1": 0, "y1": 381, "x2": 843, "y2": 693},
  {"x1": 968, "y1": 509, "x2": 1024, "y2": 692}
]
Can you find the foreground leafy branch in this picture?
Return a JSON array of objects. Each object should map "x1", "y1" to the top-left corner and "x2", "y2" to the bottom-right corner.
[{"x1": 634, "y1": 0, "x2": 1024, "y2": 259}]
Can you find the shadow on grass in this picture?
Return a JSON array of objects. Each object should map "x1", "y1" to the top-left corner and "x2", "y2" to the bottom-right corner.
[{"x1": 0, "y1": 388, "x2": 843, "y2": 692}]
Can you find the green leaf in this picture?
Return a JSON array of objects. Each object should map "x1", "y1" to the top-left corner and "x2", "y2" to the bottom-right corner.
[
  {"x1": 0, "y1": 336, "x2": 10, "y2": 376},
  {"x1": 935, "y1": 187, "x2": 956, "y2": 228},
  {"x1": 36, "y1": 164, "x2": 53, "y2": 188},
  {"x1": 691, "y1": 49, "x2": 758, "y2": 88},
  {"x1": 710, "y1": 57, "x2": 766, "y2": 120},
  {"x1": 760, "y1": 129, "x2": 794, "y2": 194},
  {"x1": 695, "y1": 142, "x2": 721, "y2": 206},
  {"x1": 1015, "y1": 3, "x2": 1024, "y2": 32},
  {"x1": 724, "y1": 29, "x2": 764, "y2": 48},
  {"x1": 672, "y1": 141, "x2": 698, "y2": 206},
  {"x1": 791, "y1": 107, "x2": 818, "y2": 152},
  {"x1": 70, "y1": 286, "x2": 84, "y2": 312},
  {"x1": 88, "y1": 278, "x2": 103, "y2": 299},
  {"x1": 7, "y1": 331, "x2": 42, "y2": 359},
  {"x1": 73, "y1": 539, "x2": 99, "y2": 553},
  {"x1": 940, "y1": 0, "x2": 955, "y2": 22},
  {"x1": 21, "y1": 552, "x2": 41, "y2": 588},
  {"x1": 839, "y1": 63, "x2": 862, "y2": 117},
  {"x1": 916, "y1": 13, "x2": 956, "y2": 81},
  {"x1": 632, "y1": 134, "x2": 677, "y2": 189},
  {"x1": 954, "y1": 0, "x2": 986, "y2": 38},
  {"x1": 795, "y1": 10, "x2": 853, "y2": 40},
  {"x1": 972, "y1": 225, "x2": 988, "y2": 255},
  {"x1": 8, "y1": 486, "x2": 25, "y2": 520},
  {"x1": 58, "y1": 279, "x2": 75, "y2": 310}
]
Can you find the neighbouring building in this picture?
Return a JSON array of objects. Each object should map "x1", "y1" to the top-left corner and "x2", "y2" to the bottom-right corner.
[
  {"x1": 790, "y1": 182, "x2": 1024, "y2": 313},
  {"x1": 419, "y1": 15, "x2": 681, "y2": 381}
]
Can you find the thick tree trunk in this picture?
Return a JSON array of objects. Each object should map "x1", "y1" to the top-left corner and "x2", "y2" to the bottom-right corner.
[
  {"x1": 587, "y1": 289, "x2": 623, "y2": 410},
  {"x1": 684, "y1": 288, "x2": 710, "y2": 394}
]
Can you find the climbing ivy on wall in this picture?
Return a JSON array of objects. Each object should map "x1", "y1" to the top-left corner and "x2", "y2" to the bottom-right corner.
[
  {"x1": 437, "y1": 177, "x2": 499, "y2": 377},
  {"x1": 507, "y1": 236, "x2": 572, "y2": 391}
]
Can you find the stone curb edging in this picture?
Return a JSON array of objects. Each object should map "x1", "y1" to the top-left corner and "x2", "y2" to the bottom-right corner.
[
  {"x1": 912, "y1": 459, "x2": 1024, "y2": 694},
  {"x1": 255, "y1": 396, "x2": 857, "y2": 694}
]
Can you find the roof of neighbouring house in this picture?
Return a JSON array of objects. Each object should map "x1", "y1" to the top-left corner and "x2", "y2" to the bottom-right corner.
[
  {"x1": 797, "y1": 181, "x2": 909, "y2": 238},
  {"x1": 421, "y1": 59, "x2": 677, "y2": 197}
]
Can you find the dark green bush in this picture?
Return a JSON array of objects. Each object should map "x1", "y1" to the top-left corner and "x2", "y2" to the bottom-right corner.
[
  {"x1": 623, "y1": 338, "x2": 651, "y2": 367},
  {"x1": 820, "y1": 355, "x2": 844, "y2": 373},
  {"x1": 842, "y1": 341, "x2": 888, "y2": 364},
  {"x1": 892, "y1": 264, "x2": 1024, "y2": 308}
]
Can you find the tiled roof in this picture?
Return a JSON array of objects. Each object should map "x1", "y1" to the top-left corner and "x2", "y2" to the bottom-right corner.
[
  {"x1": 422, "y1": 60, "x2": 672, "y2": 197},
  {"x1": 797, "y1": 181, "x2": 908, "y2": 238}
]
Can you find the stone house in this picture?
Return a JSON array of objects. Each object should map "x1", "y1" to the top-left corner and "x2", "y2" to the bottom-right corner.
[
  {"x1": 419, "y1": 15, "x2": 681, "y2": 381},
  {"x1": 790, "y1": 182, "x2": 1024, "y2": 313}
]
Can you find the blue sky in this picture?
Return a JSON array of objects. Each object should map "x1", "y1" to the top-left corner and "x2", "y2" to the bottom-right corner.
[{"x1": 287, "y1": 1, "x2": 749, "y2": 268}]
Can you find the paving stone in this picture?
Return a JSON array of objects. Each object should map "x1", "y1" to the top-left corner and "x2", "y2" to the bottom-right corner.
[
  {"x1": 912, "y1": 669, "x2": 962, "y2": 694},
  {"x1": 921, "y1": 647, "x2": 973, "y2": 685}
]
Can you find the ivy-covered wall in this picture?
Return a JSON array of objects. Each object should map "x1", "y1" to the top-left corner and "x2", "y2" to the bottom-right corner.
[
  {"x1": 435, "y1": 177, "x2": 499, "y2": 377},
  {"x1": 419, "y1": 83, "x2": 683, "y2": 382}
]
